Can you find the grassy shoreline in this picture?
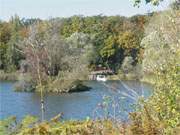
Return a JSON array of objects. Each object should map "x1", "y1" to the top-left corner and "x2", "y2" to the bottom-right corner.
[
  {"x1": 107, "y1": 74, "x2": 155, "y2": 85},
  {"x1": 0, "y1": 70, "x2": 155, "y2": 85},
  {"x1": 0, "y1": 70, "x2": 19, "y2": 81}
]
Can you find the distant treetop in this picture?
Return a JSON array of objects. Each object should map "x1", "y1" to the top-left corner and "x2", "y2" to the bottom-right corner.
[{"x1": 134, "y1": 0, "x2": 164, "y2": 6}]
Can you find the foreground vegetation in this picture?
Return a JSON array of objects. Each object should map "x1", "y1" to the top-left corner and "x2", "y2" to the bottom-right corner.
[
  {"x1": 0, "y1": 70, "x2": 19, "y2": 81},
  {"x1": 129, "y1": 3, "x2": 180, "y2": 134},
  {"x1": 0, "y1": 116, "x2": 124, "y2": 135}
]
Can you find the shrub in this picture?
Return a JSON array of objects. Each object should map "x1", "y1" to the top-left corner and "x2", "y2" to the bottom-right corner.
[{"x1": 0, "y1": 116, "x2": 123, "y2": 135}]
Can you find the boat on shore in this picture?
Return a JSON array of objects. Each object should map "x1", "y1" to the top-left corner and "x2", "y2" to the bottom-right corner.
[{"x1": 96, "y1": 75, "x2": 107, "y2": 82}]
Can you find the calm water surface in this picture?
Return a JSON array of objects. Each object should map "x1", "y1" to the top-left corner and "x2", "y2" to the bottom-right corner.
[{"x1": 0, "y1": 81, "x2": 152, "y2": 121}]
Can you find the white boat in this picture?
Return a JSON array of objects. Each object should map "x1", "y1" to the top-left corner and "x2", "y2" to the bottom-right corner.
[{"x1": 96, "y1": 75, "x2": 107, "y2": 82}]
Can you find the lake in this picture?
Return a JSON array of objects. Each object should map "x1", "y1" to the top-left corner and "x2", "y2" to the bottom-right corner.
[{"x1": 0, "y1": 81, "x2": 152, "y2": 121}]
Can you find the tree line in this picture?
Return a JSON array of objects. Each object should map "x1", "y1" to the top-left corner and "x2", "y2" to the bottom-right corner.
[{"x1": 0, "y1": 14, "x2": 153, "y2": 73}]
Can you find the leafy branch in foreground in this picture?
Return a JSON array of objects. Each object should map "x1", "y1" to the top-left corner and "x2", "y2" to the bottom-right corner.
[
  {"x1": 133, "y1": 0, "x2": 164, "y2": 6},
  {"x1": 0, "y1": 115, "x2": 124, "y2": 135},
  {"x1": 130, "y1": 7, "x2": 180, "y2": 135}
]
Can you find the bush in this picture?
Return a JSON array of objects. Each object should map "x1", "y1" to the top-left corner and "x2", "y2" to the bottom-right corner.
[
  {"x1": 0, "y1": 70, "x2": 18, "y2": 81},
  {"x1": 0, "y1": 116, "x2": 123, "y2": 135},
  {"x1": 129, "y1": 8, "x2": 180, "y2": 134}
]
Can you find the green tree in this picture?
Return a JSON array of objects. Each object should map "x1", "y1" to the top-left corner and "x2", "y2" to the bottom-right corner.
[
  {"x1": 0, "y1": 22, "x2": 11, "y2": 69},
  {"x1": 118, "y1": 31, "x2": 141, "y2": 63},
  {"x1": 118, "y1": 31, "x2": 140, "y2": 53},
  {"x1": 100, "y1": 35, "x2": 116, "y2": 59},
  {"x1": 5, "y1": 15, "x2": 23, "y2": 72}
]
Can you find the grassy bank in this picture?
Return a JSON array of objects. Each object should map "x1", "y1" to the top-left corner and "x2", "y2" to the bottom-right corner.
[
  {"x1": 107, "y1": 73, "x2": 156, "y2": 85},
  {"x1": 108, "y1": 74, "x2": 139, "y2": 81},
  {"x1": 0, "y1": 70, "x2": 19, "y2": 81}
]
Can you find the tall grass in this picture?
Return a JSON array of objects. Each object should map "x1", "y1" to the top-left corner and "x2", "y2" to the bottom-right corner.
[{"x1": 0, "y1": 70, "x2": 18, "y2": 81}]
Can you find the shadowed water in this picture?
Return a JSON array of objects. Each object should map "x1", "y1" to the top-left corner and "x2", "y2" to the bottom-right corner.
[{"x1": 0, "y1": 81, "x2": 152, "y2": 121}]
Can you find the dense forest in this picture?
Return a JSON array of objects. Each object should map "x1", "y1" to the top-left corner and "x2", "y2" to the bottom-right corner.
[{"x1": 0, "y1": 14, "x2": 152, "y2": 73}]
